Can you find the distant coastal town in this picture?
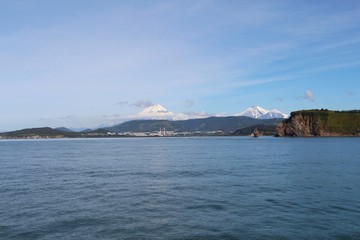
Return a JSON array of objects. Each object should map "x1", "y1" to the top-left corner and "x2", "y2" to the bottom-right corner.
[{"x1": 0, "y1": 128, "x2": 228, "y2": 140}]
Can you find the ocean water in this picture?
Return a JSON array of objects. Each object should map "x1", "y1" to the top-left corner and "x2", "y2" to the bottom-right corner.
[{"x1": 0, "y1": 137, "x2": 360, "y2": 240}]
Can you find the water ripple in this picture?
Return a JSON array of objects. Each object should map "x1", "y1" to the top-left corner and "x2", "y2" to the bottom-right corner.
[{"x1": 1, "y1": 137, "x2": 360, "y2": 239}]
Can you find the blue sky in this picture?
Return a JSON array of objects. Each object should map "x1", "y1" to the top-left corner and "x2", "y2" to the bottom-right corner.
[{"x1": 1, "y1": 0, "x2": 359, "y2": 130}]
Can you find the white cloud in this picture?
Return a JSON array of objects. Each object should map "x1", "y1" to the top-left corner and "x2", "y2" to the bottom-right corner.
[
  {"x1": 305, "y1": 90, "x2": 315, "y2": 102},
  {"x1": 297, "y1": 90, "x2": 316, "y2": 102}
]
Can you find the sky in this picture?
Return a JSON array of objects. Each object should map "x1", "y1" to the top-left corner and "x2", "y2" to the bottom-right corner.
[{"x1": 1, "y1": 0, "x2": 360, "y2": 131}]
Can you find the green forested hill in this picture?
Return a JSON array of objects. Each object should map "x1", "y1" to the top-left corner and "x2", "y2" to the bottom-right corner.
[
  {"x1": 0, "y1": 127, "x2": 80, "y2": 138},
  {"x1": 105, "y1": 116, "x2": 283, "y2": 133}
]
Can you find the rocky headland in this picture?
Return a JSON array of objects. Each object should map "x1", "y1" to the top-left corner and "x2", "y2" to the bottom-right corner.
[{"x1": 275, "y1": 109, "x2": 360, "y2": 137}]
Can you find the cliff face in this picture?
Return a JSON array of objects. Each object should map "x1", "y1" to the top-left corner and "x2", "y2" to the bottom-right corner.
[{"x1": 276, "y1": 110, "x2": 360, "y2": 137}]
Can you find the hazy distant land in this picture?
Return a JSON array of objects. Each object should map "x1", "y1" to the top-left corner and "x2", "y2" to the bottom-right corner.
[
  {"x1": 1, "y1": 109, "x2": 359, "y2": 139},
  {"x1": 0, "y1": 116, "x2": 282, "y2": 139}
]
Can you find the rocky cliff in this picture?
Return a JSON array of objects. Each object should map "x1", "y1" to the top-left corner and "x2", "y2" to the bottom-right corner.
[{"x1": 275, "y1": 110, "x2": 360, "y2": 137}]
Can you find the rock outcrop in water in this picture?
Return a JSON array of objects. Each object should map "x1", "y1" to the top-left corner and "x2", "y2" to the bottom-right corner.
[
  {"x1": 275, "y1": 109, "x2": 360, "y2": 137},
  {"x1": 250, "y1": 128, "x2": 261, "y2": 137}
]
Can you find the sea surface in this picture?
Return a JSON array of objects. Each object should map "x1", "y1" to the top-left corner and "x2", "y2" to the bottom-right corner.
[{"x1": 0, "y1": 137, "x2": 360, "y2": 240}]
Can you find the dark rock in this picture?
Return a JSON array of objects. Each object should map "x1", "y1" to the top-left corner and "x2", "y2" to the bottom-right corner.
[{"x1": 251, "y1": 128, "x2": 261, "y2": 137}]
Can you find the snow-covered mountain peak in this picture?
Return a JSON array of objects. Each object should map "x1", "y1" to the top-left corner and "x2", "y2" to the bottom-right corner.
[
  {"x1": 237, "y1": 106, "x2": 269, "y2": 118},
  {"x1": 139, "y1": 104, "x2": 170, "y2": 116},
  {"x1": 252, "y1": 106, "x2": 268, "y2": 114},
  {"x1": 137, "y1": 104, "x2": 181, "y2": 120},
  {"x1": 237, "y1": 106, "x2": 288, "y2": 119},
  {"x1": 262, "y1": 109, "x2": 289, "y2": 119}
]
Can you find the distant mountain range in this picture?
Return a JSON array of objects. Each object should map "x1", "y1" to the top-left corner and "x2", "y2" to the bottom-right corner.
[
  {"x1": 96, "y1": 105, "x2": 288, "y2": 133},
  {"x1": 104, "y1": 116, "x2": 282, "y2": 133},
  {"x1": 0, "y1": 105, "x2": 289, "y2": 138}
]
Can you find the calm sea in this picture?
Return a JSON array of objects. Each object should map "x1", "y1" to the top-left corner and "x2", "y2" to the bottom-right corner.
[{"x1": 0, "y1": 137, "x2": 359, "y2": 239}]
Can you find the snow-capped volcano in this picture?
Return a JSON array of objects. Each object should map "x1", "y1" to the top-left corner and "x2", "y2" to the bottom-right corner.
[
  {"x1": 237, "y1": 106, "x2": 288, "y2": 119},
  {"x1": 136, "y1": 104, "x2": 209, "y2": 120},
  {"x1": 139, "y1": 104, "x2": 176, "y2": 119},
  {"x1": 262, "y1": 109, "x2": 289, "y2": 119},
  {"x1": 237, "y1": 106, "x2": 268, "y2": 118},
  {"x1": 139, "y1": 104, "x2": 171, "y2": 116}
]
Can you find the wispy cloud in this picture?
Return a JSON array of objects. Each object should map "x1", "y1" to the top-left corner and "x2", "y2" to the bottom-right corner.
[
  {"x1": 116, "y1": 101, "x2": 129, "y2": 106},
  {"x1": 347, "y1": 91, "x2": 355, "y2": 96},
  {"x1": 131, "y1": 100, "x2": 154, "y2": 108},
  {"x1": 297, "y1": 90, "x2": 316, "y2": 102},
  {"x1": 116, "y1": 100, "x2": 155, "y2": 108},
  {"x1": 1, "y1": 1, "x2": 360, "y2": 130},
  {"x1": 184, "y1": 99, "x2": 195, "y2": 108},
  {"x1": 58, "y1": 115, "x2": 76, "y2": 120}
]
